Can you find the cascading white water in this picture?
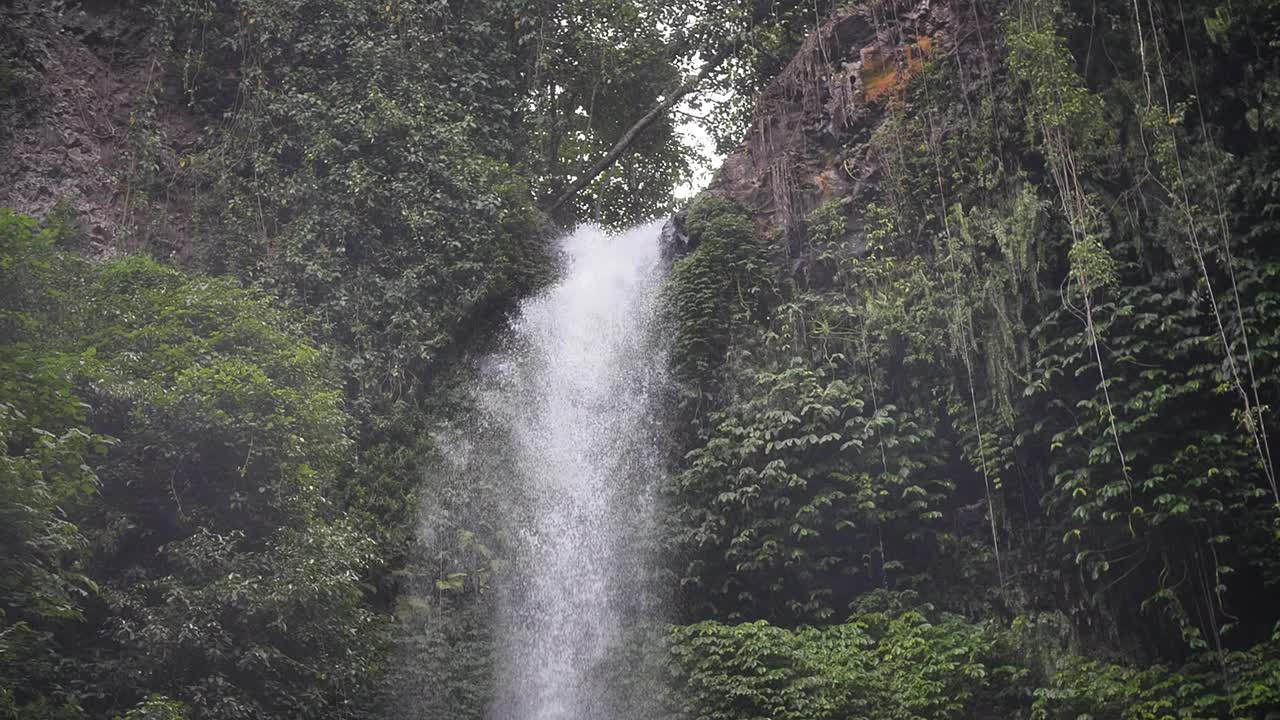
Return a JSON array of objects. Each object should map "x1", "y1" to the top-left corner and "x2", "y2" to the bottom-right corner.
[{"x1": 481, "y1": 221, "x2": 670, "y2": 720}]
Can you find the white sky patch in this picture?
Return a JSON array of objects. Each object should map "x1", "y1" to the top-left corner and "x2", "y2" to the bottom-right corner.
[
  {"x1": 671, "y1": 51, "x2": 730, "y2": 201},
  {"x1": 675, "y1": 107, "x2": 723, "y2": 201}
]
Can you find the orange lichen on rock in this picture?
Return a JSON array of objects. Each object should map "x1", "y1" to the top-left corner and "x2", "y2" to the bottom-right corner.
[
  {"x1": 861, "y1": 47, "x2": 898, "y2": 103},
  {"x1": 861, "y1": 35, "x2": 934, "y2": 104},
  {"x1": 907, "y1": 35, "x2": 933, "y2": 74}
]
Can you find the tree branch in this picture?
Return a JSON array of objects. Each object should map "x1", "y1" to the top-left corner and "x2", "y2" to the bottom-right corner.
[{"x1": 546, "y1": 45, "x2": 734, "y2": 216}]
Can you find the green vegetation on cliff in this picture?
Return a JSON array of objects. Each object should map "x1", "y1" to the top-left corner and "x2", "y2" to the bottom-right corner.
[{"x1": 660, "y1": 0, "x2": 1280, "y2": 715}]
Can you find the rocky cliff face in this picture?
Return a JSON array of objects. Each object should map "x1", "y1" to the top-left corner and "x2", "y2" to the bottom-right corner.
[
  {"x1": 1, "y1": 0, "x2": 194, "y2": 254},
  {"x1": 710, "y1": 0, "x2": 992, "y2": 254}
]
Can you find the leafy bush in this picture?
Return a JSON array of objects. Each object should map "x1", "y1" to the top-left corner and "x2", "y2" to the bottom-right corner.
[
  {"x1": 667, "y1": 601, "x2": 1018, "y2": 720},
  {"x1": 1032, "y1": 633, "x2": 1280, "y2": 719},
  {"x1": 0, "y1": 210, "x2": 385, "y2": 719}
]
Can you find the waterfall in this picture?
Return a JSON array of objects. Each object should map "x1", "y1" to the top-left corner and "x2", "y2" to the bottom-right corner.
[{"x1": 479, "y1": 221, "x2": 670, "y2": 720}]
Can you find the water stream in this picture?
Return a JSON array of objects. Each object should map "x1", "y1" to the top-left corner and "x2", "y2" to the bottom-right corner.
[{"x1": 480, "y1": 221, "x2": 670, "y2": 720}]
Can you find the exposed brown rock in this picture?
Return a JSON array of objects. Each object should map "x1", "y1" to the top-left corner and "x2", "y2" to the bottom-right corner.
[
  {"x1": 709, "y1": 0, "x2": 986, "y2": 257},
  {"x1": 0, "y1": 0, "x2": 189, "y2": 253}
]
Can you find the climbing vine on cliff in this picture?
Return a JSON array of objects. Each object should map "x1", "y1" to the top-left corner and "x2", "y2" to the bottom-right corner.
[{"x1": 664, "y1": 0, "x2": 1280, "y2": 715}]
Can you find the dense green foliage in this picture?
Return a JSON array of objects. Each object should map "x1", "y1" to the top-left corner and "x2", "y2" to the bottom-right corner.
[
  {"x1": 1, "y1": 210, "x2": 381, "y2": 717},
  {"x1": 666, "y1": 600, "x2": 1280, "y2": 719},
  {"x1": 5, "y1": 0, "x2": 1280, "y2": 715},
  {"x1": 666, "y1": 596, "x2": 1016, "y2": 720}
]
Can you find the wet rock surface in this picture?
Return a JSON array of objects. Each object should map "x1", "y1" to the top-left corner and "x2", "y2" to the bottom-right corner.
[
  {"x1": 0, "y1": 0, "x2": 155, "y2": 250},
  {"x1": 659, "y1": 207, "x2": 690, "y2": 262}
]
